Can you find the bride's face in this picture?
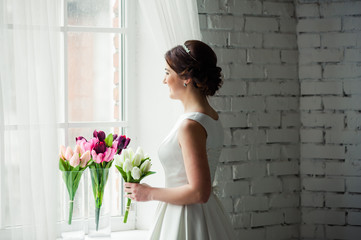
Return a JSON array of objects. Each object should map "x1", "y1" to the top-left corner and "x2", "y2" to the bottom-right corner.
[{"x1": 163, "y1": 63, "x2": 185, "y2": 100}]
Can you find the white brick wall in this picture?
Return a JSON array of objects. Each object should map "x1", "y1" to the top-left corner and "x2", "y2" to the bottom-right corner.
[
  {"x1": 297, "y1": 1, "x2": 361, "y2": 239},
  {"x1": 198, "y1": 0, "x2": 361, "y2": 239}
]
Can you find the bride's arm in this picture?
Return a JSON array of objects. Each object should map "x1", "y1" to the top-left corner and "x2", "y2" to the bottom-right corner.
[{"x1": 124, "y1": 119, "x2": 212, "y2": 205}]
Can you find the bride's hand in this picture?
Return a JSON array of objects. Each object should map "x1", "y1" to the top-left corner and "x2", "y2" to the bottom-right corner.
[{"x1": 124, "y1": 182, "x2": 152, "y2": 202}]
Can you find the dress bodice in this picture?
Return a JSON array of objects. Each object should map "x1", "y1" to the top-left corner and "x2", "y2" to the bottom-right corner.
[{"x1": 158, "y1": 112, "x2": 224, "y2": 187}]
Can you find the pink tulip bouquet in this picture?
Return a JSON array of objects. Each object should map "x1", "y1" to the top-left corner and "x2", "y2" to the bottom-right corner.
[
  {"x1": 59, "y1": 144, "x2": 91, "y2": 224},
  {"x1": 77, "y1": 130, "x2": 130, "y2": 231}
]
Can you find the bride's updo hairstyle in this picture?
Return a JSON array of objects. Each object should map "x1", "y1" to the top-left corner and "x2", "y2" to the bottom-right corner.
[{"x1": 165, "y1": 40, "x2": 223, "y2": 96}]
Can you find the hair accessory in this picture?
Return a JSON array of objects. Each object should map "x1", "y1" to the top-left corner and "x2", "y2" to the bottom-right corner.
[
  {"x1": 183, "y1": 83, "x2": 187, "y2": 87},
  {"x1": 182, "y1": 43, "x2": 198, "y2": 62}
]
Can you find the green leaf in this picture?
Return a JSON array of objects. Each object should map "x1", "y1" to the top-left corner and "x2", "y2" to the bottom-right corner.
[
  {"x1": 139, "y1": 157, "x2": 150, "y2": 166},
  {"x1": 104, "y1": 134, "x2": 113, "y2": 148},
  {"x1": 115, "y1": 165, "x2": 127, "y2": 181},
  {"x1": 59, "y1": 159, "x2": 69, "y2": 171},
  {"x1": 139, "y1": 171, "x2": 156, "y2": 182}
]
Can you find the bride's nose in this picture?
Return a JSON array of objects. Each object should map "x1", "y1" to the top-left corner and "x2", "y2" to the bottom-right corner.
[{"x1": 163, "y1": 78, "x2": 167, "y2": 84}]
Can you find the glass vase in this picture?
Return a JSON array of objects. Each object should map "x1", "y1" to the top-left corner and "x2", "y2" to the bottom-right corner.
[
  {"x1": 61, "y1": 171, "x2": 86, "y2": 240},
  {"x1": 88, "y1": 167, "x2": 112, "y2": 238}
]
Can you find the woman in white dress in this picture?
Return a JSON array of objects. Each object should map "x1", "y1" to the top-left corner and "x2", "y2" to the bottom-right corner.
[{"x1": 124, "y1": 40, "x2": 236, "y2": 240}]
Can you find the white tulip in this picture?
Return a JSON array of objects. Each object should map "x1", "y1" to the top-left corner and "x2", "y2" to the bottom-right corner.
[
  {"x1": 135, "y1": 147, "x2": 144, "y2": 159},
  {"x1": 114, "y1": 154, "x2": 123, "y2": 167},
  {"x1": 140, "y1": 160, "x2": 151, "y2": 173},
  {"x1": 127, "y1": 147, "x2": 134, "y2": 161},
  {"x1": 132, "y1": 153, "x2": 142, "y2": 167},
  {"x1": 131, "y1": 167, "x2": 141, "y2": 180},
  {"x1": 123, "y1": 158, "x2": 132, "y2": 172}
]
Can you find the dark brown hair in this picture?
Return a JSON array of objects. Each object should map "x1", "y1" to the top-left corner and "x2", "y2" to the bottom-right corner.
[{"x1": 165, "y1": 40, "x2": 223, "y2": 96}]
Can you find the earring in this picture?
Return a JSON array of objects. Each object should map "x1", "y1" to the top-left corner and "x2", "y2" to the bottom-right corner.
[{"x1": 183, "y1": 83, "x2": 187, "y2": 87}]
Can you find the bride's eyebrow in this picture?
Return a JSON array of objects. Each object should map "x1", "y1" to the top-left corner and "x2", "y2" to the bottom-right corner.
[{"x1": 165, "y1": 68, "x2": 170, "y2": 71}]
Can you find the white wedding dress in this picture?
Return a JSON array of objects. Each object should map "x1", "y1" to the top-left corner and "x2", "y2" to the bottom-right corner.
[{"x1": 148, "y1": 112, "x2": 236, "y2": 240}]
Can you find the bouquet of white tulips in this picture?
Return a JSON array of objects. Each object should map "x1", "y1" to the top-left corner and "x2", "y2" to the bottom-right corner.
[{"x1": 114, "y1": 147, "x2": 155, "y2": 223}]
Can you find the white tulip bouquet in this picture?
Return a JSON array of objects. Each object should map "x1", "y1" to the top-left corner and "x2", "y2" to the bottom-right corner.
[{"x1": 114, "y1": 147, "x2": 155, "y2": 223}]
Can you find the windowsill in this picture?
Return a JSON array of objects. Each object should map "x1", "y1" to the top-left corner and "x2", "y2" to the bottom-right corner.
[{"x1": 84, "y1": 230, "x2": 148, "y2": 239}]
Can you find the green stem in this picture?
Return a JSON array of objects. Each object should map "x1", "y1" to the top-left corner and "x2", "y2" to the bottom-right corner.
[
  {"x1": 123, "y1": 198, "x2": 132, "y2": 223},
  {"x1": 68, "y1": 200, "x2": 74, "y2": 225},
  {"x1": 95, "y1": 207, "x2": 101, "y2": 231}
]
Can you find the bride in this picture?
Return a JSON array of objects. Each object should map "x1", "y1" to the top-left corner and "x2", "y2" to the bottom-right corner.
[{"x1": 124, "y1": 40, "x2": 236, "y2": 240}]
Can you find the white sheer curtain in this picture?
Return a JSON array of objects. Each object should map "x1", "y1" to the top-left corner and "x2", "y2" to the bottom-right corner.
[
  {"x1": 132, "y1": 0, "x2": 202, "y2": 229},
  {"x1": 0, "y1": 0, "x2": 60, "y2": 239}
]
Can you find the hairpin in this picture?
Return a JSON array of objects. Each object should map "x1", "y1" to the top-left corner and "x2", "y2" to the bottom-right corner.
[{"x1": 182, "y1": 43, "x2": 198, "y2": 62}]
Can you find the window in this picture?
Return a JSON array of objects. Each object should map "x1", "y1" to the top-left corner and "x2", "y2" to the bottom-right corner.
[{"x1": 58, "y1": 0, "x2": 135, "y2": 231}]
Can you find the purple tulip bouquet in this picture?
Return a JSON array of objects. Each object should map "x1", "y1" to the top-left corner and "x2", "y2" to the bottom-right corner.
[
  {"x1": 77, "y1": 130, "x2": 130, "y2": 231},
  {"x1": 59, "y1": 144, "x2": 91, "y2": 224}
]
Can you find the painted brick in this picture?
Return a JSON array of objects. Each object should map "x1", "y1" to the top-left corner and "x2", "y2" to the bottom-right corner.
[
  {"x1": 223, "y1": 129, "x2": 232, "y2": 146},
  {"x1": 219, "y1": 112, "x2": 247, "y2": 128},
  {"x1": 280, "y1": 81, "x2": 299, "y2": 95},
  {"x1": 345, "y1": 49, "x2": 361, "y2": 62},
  {"x1": 251, "y1": 211, "x2": 284, "y2": 227},
  {"x1": 269, "y1": 194, "x2": 299, "y2": 208},
  {"x1": 344, "y1": 80, "x2": 361, "y2": 95},
  {"x1": 343, "y1": 16, "x2": 361, "y2": 31},
  {"x1": 301, "y1": 192, "x2": 324, "y2": 207},
  {"x1": 207, "y1": 15, "x2": 234, "y2": 30},
  {"x1": 281, "y1": 145, "x2": 300, "y2": 159},
  {"x1": 300, "y1": 96, "x2": 322, "y2": 110},
  {"x1": 297, "y1": 34, "x2": 321, "y2": 48},
  {"x1": 197, "y1": 0, "x2": 219, "y2": 14},
  {"x1": 303, "y1": 209, "x2": 345, "y2": 225},
  {"x1": 198, "y1": 14, "x2": 207, "y2": 30},
  {"x1": 297, "y1": 18, "x2": 341, "y2": 33},
  {"x1": 299, "y1": 48, "x2": 343, "y2": 64},
  {"x1": 301, "y1": 81, "x2": 343, "y2": 95},
  {"x1": 235, "y1": 228, "x2": 265, "y2": 240},
  {"x1": 263, "y1": 2, "x2": 294, "y2": 17},
  {"x1": 282, "y1": 112, "x2": 300, "y2": 128},
  {"x1": 348, "y1": 212, "x2": 361, "y2": 226},
  {"x1": 232, "y1": 213, "x2": 251, "y2": 228},
  {"x1": 234, "y1": 196, "x2": 269, "y2": 212},
  {"x1": 300, "y1": 224, "x2": 325, "y2": 239},
  {"x1": 230, "y1": 64, "x2": 264, "y2": 79},
  {"x1": 218, "y1": 80, "x2": 247, "y2": 96},
  {"x1": 217, "y1": 180, "x2": 249, "y2": 197},
  {"x1": 326, "y1": 225, "x2": 361, "y2": 240},
  {"x1": 296, "y1": 4, "x2": 319, "y2": 17},
  {"x1": 280, "y1": 18, "x2": 296, "y2": 33},
  {"x1": 320, "y1": 2, "x2": 361, "y2": 17},
  {"x1": 323, "y1": 64, "x2": 361, "y2": 79},
  {"x1": 326, "y1": 130, "x2": 361, "y2": 144},
  {"x1": 266, "y1": 65, "x2": 298, "y2": 79},
  {"x1": 281, "y1": 50, "x2": 298, "y2": 64},
  {"x1": 248, "y1": 81, "x2": 280, "y2": 95},
  {"x1": 284, "y1": 209, "x2": 301, "y2": 224},
  {"x1": 301, "y1": 112, "x2": 344, "y2": 128},
  {"x1": 219, "y1": 197, "x2": 233, "y2": 213},
  {"x1": 326, "y1": 193, "x2": 361, "y2": 208},
  {"x1": 201, "y1": 30, "x2": 229, "y2": 46},
  {"x1": 248, "y1": 144, "x2": 281, "y2": 160},
  {"x1": 231, "y1": 0, "x2": 262, "y2": 15},
  {"x1": 214, "y1": 165, "x2": 233, "y2": 182},
  {"x1": 220, "y1": 147, "x2": 248, "y2": 162},
  {"x1": 218, "y1": 48, "x2": 247, "y2": 64},
  {"x1": 245, "y1": 17, "x2": 278, "y2": 32},
  {"x1": 346, "y1": 177, "x2": 361, "y2": 193},
  {"x1": 251, "y1": 177, "x2": 282, "y2": 194},
  {"x1": 247, "y1": 112, "x2": 281, "y2": 127},
  {"x1": 283, "y1": 176, "x2": 301, "y2": 192},
  {"x1": 325, "y1": 161, "x2": 361, "y2": 176},
  {"x1": 209, "y1": 96, "x2": 231, "y2": 111},
  {"x1": 347, "y1": 146, "x2": 361, "y2": 160},
  {"x1": 232, "y1": 96, "x2": 265, "y2": 111},
  {"x1": 347, "y1": 111, "x2": 361, "y2": 130},
  {"x1": 233, "y1": 162, "x2": 267, "y2": 179},
  {"x1": 234, "y1": 16, "x2": 244, "y2": 31},
  {"x1": 302, "y1": 177, "x2": 345, "y2": 192},
  {"x1": 300, "y1": 129, "x2": 323, "y2": 143},
  {"x1": 266, "y1": 225, "x2": 299, "y2": 240},
  {"x1": 321, "y1": 33, "x2": 358, "y2": 48},
  {"x1": 267, "y1": 129, "x2": 299, "y2": 143},
  {"x1": 233, "y1": 129, "x2": 267, "y2": 145},
  {"x1": 230, "y1": 32, "x2": 263, "y2": 48},
  {"x1": 323, "y1": 96, "x2": 361, "y2": 110},
  {"x1": 300, "y1": 159, "x2": 325, "y2": 175},
  {"x1": 299, "y1": 65, "x2": 322, "y2": 79},
  {"x1": 264, "y1": 33, "x2": 297, "y2": 49},
  {"x1": 247, "y1": 49, "x2": 280, "y2": 64},
  {"x1": 301, "y1": 144, "x2": 345, "y2": 159},
  {"x1": 266, "y1": 97, "x2": 299, "y2": 111}
]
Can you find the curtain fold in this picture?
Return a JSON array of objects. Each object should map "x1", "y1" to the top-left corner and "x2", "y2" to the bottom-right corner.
[
  {"x1": 138, "y1": 0, "x2": 202, "y2": 52},
  {"x1": 0, "y1": 0, "x2": 60, "y2": 239}
]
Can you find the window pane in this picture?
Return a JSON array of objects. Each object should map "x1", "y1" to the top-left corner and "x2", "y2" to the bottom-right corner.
[
  {"x1": 67, "y1": 32, "x2": 121, "y2": 122},
  {"x1": 67, "y1": 0, "x2": 118, "y2": 28}
]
